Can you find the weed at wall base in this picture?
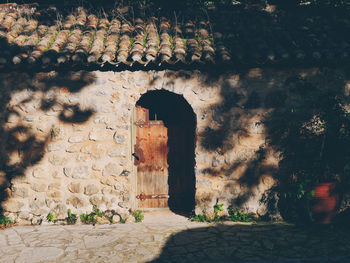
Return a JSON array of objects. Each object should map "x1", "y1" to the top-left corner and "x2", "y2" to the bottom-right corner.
[
  {"x1": 66, "y1": 209, "x2": 77, "y2": 225},
  {"x1": 190, "y1": 204, "x2": 258, "y2": 223},
  {"x1": 132, "y1": 210, "x2": 144, "y2": 223},
  {"x1": 0, "y1": 214, "x2": 13, "y2": 227}
]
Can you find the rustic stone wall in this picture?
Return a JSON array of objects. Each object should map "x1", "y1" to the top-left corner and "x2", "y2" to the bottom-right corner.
[{"x1": 0, "y1": 68, "x2": 348, "y2": 224}]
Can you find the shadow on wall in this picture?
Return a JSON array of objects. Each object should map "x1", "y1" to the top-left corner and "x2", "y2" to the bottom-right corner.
[
  {"x1": 0, "y1": 57, "x2": 96, "y2": 213},
  {"x1": 162, "y1": 66, "x2": 350, "y2": 222},
  {"x1": 147, "y1": 223, "x2": 350, "y2": 263},
  {"x1": 136, "y1": 90, "x2": 197, "y2": 214}
]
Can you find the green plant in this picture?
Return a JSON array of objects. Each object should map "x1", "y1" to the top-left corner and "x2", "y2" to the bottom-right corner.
[
  {"x1": 132, "y1": 210, "x2": 144, "y2": 223},
  {"x1": 66, "y1": 209, "x2": 77, "y2": 225},
  {"x1": 190, "y1": 204, "x2": 225, "y2": 222},
  {"x1": 213, "y1": 203, "x2": 225, "y2": 222},
  {"x1": 80, "y1": 206, "x2": 103, "y2": 224},
  {"x1": 47, "y1": 213, "x2": 54, "y2": 223},
  {"x1": 93, "y1": 206, "x2": 103, "y2": 217},
  {"x1": 228, "y1": 206, "x2": 257, "y2": 222},
  {"x1": 0, "y1": 214, "x2": 13, "y2": 226},
  {"x1": 214, "y1": 203, "x2": 224, "y2": 216},
  {"x1": 119, "y1": 217, "x2": 126, "y2": 224},
  {"x1": 80, "y1": 213, "x2": 96, "y2": 224},
  {"x1": 190, "y1": 209, "x2": 212, "y2": 222},
  {"x1": 129, "y1": 37, "x2": 134, "y2": 49}
]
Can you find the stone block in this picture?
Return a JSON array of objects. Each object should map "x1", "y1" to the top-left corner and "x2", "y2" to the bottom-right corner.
[
  {"x1": 48, "y1": 182, "x2": 61, "y2": 190},
  {"x1": 80, "y1": 144, "x2": 104, "y2": 160},
  {"x1": 195, "y1": 191, "x2": 215, "y2": 211},
  {"x1": 52, "y1": 171, "x2": 61, "y2": 178},
  {"x1": 31, "y1": 182, "x2": 47, "y2": 192},
  {"x1": 224, "y1": 149, "x2": 256, "y2": 164},
  {"x1": 100, "y1": 176, "x2": 115, "y2": 186},
  {"x1": 11, "y1": 185, "x2": 29, "y2": 198},
  {"x1": 92, "y1": 163, "x2": 103, "y2": 171},
  {"x1": 64, "y1": 166, "x2": 89, "y2": 179},
  {"x1": 48, "y1": 154, "x2": 66, "y2": 166},
  {"x1": 47, "y1": 191, "x2": 62, "y2": 198},
  {"x1": 196, "y1": 178, "x2": 213, "y2": 189},
  {"x1": 84, "y1": 184, "x2": 100, "y2": 195},
  {"x1": 50, "y1": 125, "x2": 65, "y2": 142},
  {"x1": 94, "y1": 115, "x2": 109, "y2": 124},
  {"x1": 68, "y1": 136, "x2": 85, "y2": 143},
  {"x1": 30, "y1": 198, "x2": 47, "y2": 214},
  {"x1": 3, "y1": 200, "x2": 24, "y2": 212},
  {"x1": 18, "y1": 211, "x2": 32, "y2": 220},
  {"x1": 113, "y1": 133, "x2": 126, "y2": 144},
  {"x1": 72, "y1": 124, "x2": 85, "y2": 132},
  {"x1": 238, "y1": 134, "x2": 265, "y2": 149},
  {"x1": 103, "y1": 188, "x2": 120, "y2": 196},
  {"x1": 211, "y1": 156, "x2": 224, "y2": 167},
  {"x1": 36, "y1": 122, "x2": 52, "y2": 133},
  {"x1": 66, "y1": 196, "x2": 86, "y2": 209},
  {"x1": 11, "y1": 175, "x2": 30, "y2": 184},
  {"x1": 47, "y1": 144, "x2": 63, "y2": 152},
  {"x1": 118, "y1": 201, "x2": 129, "y2": 208},
  {"x1": 80, "y1": 145, "x2": 91, "y2": 154},
  {"x1": 66, "y1": 145, "x2": 79, "y2": 153},
  {"x1": 32, "y1": 167, "x2": 46, "y2": 179},
  {"x1": 103, "y1": 163, "x2": 122, "y2": 177},
  {"x1": 120, "y1": 170, "x2": 130, "y2": 177},
  {"x1": 76, "y1": 153, "x2": 90, "y2": 162},
  {"x1": 89, "y1": 195, "x2": 104, "y2": 207},
  {"x1": 261, "y1": 175, "x2": 274, "y2": 188},
  {"x1": 68, "y1": 182, "x2": 82, "y2": 193},
  {"x1": 51, "y1": 204, "x2": 67, "y2": 220},
  {"x1": 108, "y1": 147, "x2": 127, "y2": 157},
  {"x1": 114, "y1": 182, "x2": 127, "y2": 191},
  {"x1": 122, "y1": 192, "x2": 130, "y2": 202},
  {"x1": 7, "y1": 113, "x2": 20, "y2": 123},
  {"x1": 31, "y1": 216, "x2": 44, "y2": 225},
  {"x1": 247, "y1": 121, "x2": 265, "y2": 135},
  {"x1": 45, "y1": 199, "x2": 58, "y2": 208},
  {"x1": 89, "y1": 128, "x2": 112, "y2": 141},
  {"x1": 112, "y1": 214, "x2": 121, "y2": 223},
  {"x1": 111, "y1": 92, "x2": 120, "y2": 102},
  {"x1": 23, "y1": 115, "x2": 36, "y2": 122}
]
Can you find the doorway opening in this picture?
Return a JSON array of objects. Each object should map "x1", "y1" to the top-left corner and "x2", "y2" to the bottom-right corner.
[{"x1": 134, "y1": 90, "x2": 196, "y2": 215}]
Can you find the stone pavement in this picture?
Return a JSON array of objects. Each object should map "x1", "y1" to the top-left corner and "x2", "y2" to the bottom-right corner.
[{"x1": 1, "y1": 212, "x2": 350, "y2": 263}]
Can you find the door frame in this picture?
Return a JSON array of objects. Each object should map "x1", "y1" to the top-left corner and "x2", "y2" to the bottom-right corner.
[{"x1": 131, "y1": 106, "x2": 138, "y2": 210}]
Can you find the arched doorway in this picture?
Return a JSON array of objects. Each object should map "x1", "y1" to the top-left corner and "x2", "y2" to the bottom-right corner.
[{"x1": 133, "y1": 90, "x2": 196, "y2": 215}]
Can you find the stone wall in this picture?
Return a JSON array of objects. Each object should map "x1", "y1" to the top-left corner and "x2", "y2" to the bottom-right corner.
[{"x1": 0, "y1": 68, "x2": 348, "y2": 224}]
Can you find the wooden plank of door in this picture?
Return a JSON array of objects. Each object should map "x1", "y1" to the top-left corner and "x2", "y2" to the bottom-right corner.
[
  {"x1": 136, "y1": 123, "x2": 169, "y2": 208},
  {"x1": 155, "y1": 124, "x2": 168, "y2": 208},
  {"x1": 160, "y1": 124, "x2": 169, "y2": 208},
  {"x1": 137, "y1": 125, "x2": 151, "y2": 208},
  {"x1": 135, "y1": 105, "x2": 149, "y2": 123}
]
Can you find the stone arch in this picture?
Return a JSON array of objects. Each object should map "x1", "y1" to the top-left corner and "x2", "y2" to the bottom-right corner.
[{"x1": 133, "y1": 89, "x2": 197, "y2": 214}]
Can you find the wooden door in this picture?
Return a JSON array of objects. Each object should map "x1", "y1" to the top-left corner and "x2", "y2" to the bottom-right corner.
[{"x1": 134, "y1": 106, "x2": 169, "y2": 208}]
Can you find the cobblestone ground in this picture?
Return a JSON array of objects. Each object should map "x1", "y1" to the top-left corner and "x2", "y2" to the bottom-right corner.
[{"x1": 1, "y1": 219, "x2": 350, "y2": 263}]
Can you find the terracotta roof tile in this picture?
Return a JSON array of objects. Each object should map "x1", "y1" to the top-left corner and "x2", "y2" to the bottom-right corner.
[{"x1": 0, "y1": 3, "x2": 349, "y2": 69}]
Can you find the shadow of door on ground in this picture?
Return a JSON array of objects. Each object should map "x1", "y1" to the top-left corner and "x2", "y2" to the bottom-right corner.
[{"x1": 148, "y1": 223, "x2": 350, "y2": 263}]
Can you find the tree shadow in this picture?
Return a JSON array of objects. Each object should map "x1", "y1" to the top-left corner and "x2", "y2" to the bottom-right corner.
[
  {"x1": 148, "y1": 223, "x2": 350, "y2": 263},
  {"x1": 162, "y1": 65, "x2": 350, "y2": 222},
  {"x1": 0, "y1": 34, "x2": 96, "y2": 214}
]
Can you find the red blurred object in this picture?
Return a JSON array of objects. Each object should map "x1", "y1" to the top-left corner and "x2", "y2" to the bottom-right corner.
[{"x1": 312, "y1": 182, "x2": 339, "y2": 224}]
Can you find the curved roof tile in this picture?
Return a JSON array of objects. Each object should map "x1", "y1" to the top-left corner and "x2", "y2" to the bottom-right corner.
[{"x1": 0, "y1": 3, "x2": 349, "y2": 69}]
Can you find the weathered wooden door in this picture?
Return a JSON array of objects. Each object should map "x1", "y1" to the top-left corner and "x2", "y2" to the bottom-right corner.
[{"x1": 134, "y1": 106, "x2": 169, "y2": 208}]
